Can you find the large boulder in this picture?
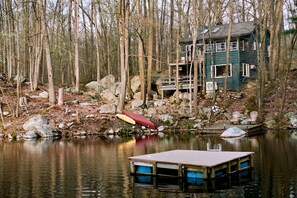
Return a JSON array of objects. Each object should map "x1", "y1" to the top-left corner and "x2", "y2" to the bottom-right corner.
[
  {"x1": 285, "y1": 112, "x2": 297, "y2": 128},
  {"x1": 85, "y1": 81, "x2": 105, "y2": 93},
  {"x1": 35, "y1": 124, "x2": 61, "y2": 138},
  {"x1": 220, "y1": 127, "x2": 246, "y2": 138},
  {"x1": 23, "y1": 115, "x2": 48, "y2": 131},
  {"x1": 23, "y1": 130, "x2": 39, "y2": 140},
  {"x1": 109, "y1": 82, "x2": 121, "y2": 96},
  {"x1": 100, "y1": 89, "x2": 118, "y2": 104},
  {"x1": 130, "y1": 75, "x2": 141, "y2": 93},
  {"x1": 131, "y1": 99, "x2": 144, "y2": 109},
  {"x1": 100, "y1": 75, "x2": 115, "y2": 89}
]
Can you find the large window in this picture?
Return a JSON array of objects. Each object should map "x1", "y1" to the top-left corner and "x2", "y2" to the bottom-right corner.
[
  {"x1": 205, "y1": 44, "x2": 214, "y2": 53},
  {"x1": 216, "y1": 41, "x2": 226, "y2": 52},
  {"x1": 211, "y1": 64, "x2": 232, "y2": 78},
  {"x1": 230, "y1": 41, "x2": 238, "y2": 50},
  {"x1": 242, "y1": 63, "x2": 250, "y2": 77}
]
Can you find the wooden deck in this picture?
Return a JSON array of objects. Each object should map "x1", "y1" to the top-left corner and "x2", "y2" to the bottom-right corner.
[
  {"x1": 202, "y1": 124, "x2": 264, "y2": 136},
  {"x1": 129, "y1": 150, "x2": 253, "y2": 179}
]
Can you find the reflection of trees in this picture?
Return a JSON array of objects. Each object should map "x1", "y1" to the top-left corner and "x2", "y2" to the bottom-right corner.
[
  {"x1": 0, "y1": 133, "x2": 296, "y2": 196},
  {"x1": 257, "y1": 132, "x2": 297, "y2": 197}
]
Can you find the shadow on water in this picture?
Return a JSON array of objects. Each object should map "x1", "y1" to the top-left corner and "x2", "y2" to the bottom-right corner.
[{"x1": 131, "y1": 169, "x2": 253, "y2": 193}]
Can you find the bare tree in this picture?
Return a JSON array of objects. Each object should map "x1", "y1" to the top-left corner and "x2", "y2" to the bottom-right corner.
[
  {"x1": 74, "y1": 0, "x2": 80, "y2": 92},
  {"x1": 175, "y1": 0, "x2": 181, "y2": 104},
  {"x1": 93, "y1": 0, "x2": 101, "y2": 82},
  {"x1": 38, "y1": 0, "x2": 55, "y2": 104},
  {"x1": 118, "y1": 0, "x2": 129, "y2": 112},
  {"x1": 223, "y1": 0, "x2": 234, "y2": 110},
  {"x1": 136, "y1": 0, "x2": 146, "y2": 101},
  {"x1": 191, "y1": 0, "x2": 198, "y2": 113},
  {"x1": 146, "y1": 0, "x2": 154, "y2": 99}
]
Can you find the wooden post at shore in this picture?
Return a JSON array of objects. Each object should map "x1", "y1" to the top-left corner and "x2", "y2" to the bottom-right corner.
[{"x1": 58, "y1": 88, "x2": 64, "y2": 106}]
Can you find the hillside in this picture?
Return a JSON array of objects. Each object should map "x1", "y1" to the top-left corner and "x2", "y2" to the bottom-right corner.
[{"x1": 0, "y1": 69, "x2": 296, "y2": 138}]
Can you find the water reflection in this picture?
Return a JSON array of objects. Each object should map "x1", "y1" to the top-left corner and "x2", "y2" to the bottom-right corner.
[
  {"x1": 0, "y1": 130, "x2": 296, "y2": 197},
  {"x1": 132, "y1": 169, "x2": 252, "y2": 193}
]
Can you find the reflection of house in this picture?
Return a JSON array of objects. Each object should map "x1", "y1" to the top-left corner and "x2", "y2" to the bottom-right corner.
[{"x1": 159, "y1": 21, "x2": 270, "y2": 95}]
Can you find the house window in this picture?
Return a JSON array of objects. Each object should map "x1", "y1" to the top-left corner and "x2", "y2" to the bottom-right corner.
[
  {"x1": 230, "y1": 41, "x2": 238, "y2": 50},
  {"x1": 211, "y1": 64, "x2": 232, "y2": 78},
  {"x1": 240, "y1": 40, "x2": 248, "y2": 51},
  {"x1": 216, "y1": 41, "x2": 226, "y2": 52},
  {"x1": 242, "y1": 63, "x2": 250, "y2": 77},
  {"x1": 253, "y1": 41, "x2": 260, "y2": 50},
  {"x1": 205, "y1": 44, "x2": 214, "y2": 53}
]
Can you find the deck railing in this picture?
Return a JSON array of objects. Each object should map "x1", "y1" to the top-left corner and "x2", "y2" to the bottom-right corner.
[{"x1": 158, "y1": 76, "x2": 201, "y2": 91}]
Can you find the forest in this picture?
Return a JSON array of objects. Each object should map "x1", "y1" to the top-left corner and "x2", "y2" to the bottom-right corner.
[{"x1": 0, "y1": 0, "x2": 296, "y2": 123}]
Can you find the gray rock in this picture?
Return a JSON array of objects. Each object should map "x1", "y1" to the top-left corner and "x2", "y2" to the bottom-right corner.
[
  {"x1": 145, "y1": 107, "x2": 157, "y2": 117},
  {"x1": 100, "y1": 75, "x2": 115, "y2": 89},
  {"x1": 154, "y1": 100, "x2": 166, "y2": 107},
  {"x1": 100, "y1": 89, "x2": 118, "y2": 104},
  {"x1": 131, "y1": 99, "x2": 144, "y2": 109},
  {"x1": 109, "y1": 82, "x2": 121, "y2": 96},
  {"x1": 13, "y1": 75, "x2": 26, "y2": 83},
  {"x1": 220, "y1": 127, "x2": 246, "y2": 137},
  {"x1": 39, "y1": 91, "x2": 49, "y2": 98},
  {"x1": 23, "y1": 115, "x2": 48, "y2": 131},
  {"x1": 3, "y1": 111, "x2": 9, "y2": 116},
  {"x1": 85, "y1": 81, "x2": 105, "y2": 93},
  {"x1": 23, "y1": 130, "x2": 39, "y2": 139},
  {"x1": 158, "y1": 114, "x2": 174, "y2": 124},
  {"x1": 133, "y1": 92, "x2": 142, "y2": 100},
  {"x1": 157, "y1": 125, "x2": 165, "y2": 131},
  {"x1": 35, "y1": 124, "x2": 60, "y2": 138},
  {"x1": 130, "y1": 75, "x2": 141, "y2": 93},
  {"x1": 285, "y1": 112, "x2": 297, "y2": 128}
]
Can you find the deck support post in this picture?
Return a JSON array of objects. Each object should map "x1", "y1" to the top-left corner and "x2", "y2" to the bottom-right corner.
[
  {"x1": 153, "y1": 163, "x2": 157, "y2": 175},
  {"x1": 227, "y1": 162, "x2": 231, "y2": 174},
  {"x1": 178, "y1": 164, "x2": 183, "y2": 177},
  {"x1": 130, "y1": 161, "x2": 135, "y2": 174}
]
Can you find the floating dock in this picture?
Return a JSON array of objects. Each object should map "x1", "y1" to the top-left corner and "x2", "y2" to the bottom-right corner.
[
  {"x1": 129, "y1": 150, "x2": 253, "y2": 179},
  {"x1": 202, "y1": 124, "x2": 264, "y2": 136}
]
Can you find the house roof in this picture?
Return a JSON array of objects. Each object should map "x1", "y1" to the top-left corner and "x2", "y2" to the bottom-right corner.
[{"x1": 181, "y1": 21, "x2": 256, "y2": 43}]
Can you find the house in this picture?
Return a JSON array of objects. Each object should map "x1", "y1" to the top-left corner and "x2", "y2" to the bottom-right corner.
[{"x1": 158, "y1": 21, "x2": 270, "y2": 96}]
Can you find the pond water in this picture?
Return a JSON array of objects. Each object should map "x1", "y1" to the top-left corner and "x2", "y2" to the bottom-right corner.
[{"x1": 0, "y1": 130, "x2": 297, "y2": 197}]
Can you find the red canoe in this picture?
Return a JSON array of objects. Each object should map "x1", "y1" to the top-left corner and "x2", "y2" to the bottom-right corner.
[{"x1": 122, "y1": 110, "x2": 156, "y2": 130}]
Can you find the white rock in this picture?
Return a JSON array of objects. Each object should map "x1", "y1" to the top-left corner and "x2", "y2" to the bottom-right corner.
[
  {"x1": 220, "y1": 127, "x2": 246, "y2": 138},
  {"x1": 23, "y1": 115, "x2": 48, "y2": 131},
  {"x1": 39, "y1": 91, "x2": 49, "y2": 98},
  {"x1": 130, "y1": 75, "x2": 141, "y2": 93}
]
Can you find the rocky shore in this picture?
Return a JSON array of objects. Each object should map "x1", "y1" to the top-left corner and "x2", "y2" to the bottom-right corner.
[{"x1": 0, "y1": 71, "x2": 296, "y2": 141}]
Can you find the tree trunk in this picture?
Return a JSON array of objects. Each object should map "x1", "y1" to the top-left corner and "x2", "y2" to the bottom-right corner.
[
  {"x1": 147, "y1": 0, "x2": 154, "y2": 99},
  {"x1": 74, "y1": 0, "x2": 80, "y2": 93},
  {"x1": 39, "y1": 0, "x2": 55, "y2": 104},
  {"x1": 68, "y1": 0, "x2": 74, "y2": 86},
  {"x1": 175, "y1": 0, "x2": 181, "y2": 104},
  {"x1": 223, "y1": 0, "x2": 234, "y2": 110},
  {"x1": 192, "y1": 0, "x2": 198, "y2": 114},
  {"x1": 93, "y1": 0, "x2": 101, "y2": 82},
  {"x1": 118, "y1": 0, "x2": 128, "y2": 112},
  {"x1": 136, "y1": 0, "x2": 146, "y2": 101}
]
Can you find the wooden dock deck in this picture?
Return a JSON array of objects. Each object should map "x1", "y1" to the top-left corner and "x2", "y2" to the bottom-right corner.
[
  {"x1": 202, "y1": 124, "x2": 264, "y2": 136},
  {"x1": 129, "y1": 150, "x2": 253, "y2": 179}
]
